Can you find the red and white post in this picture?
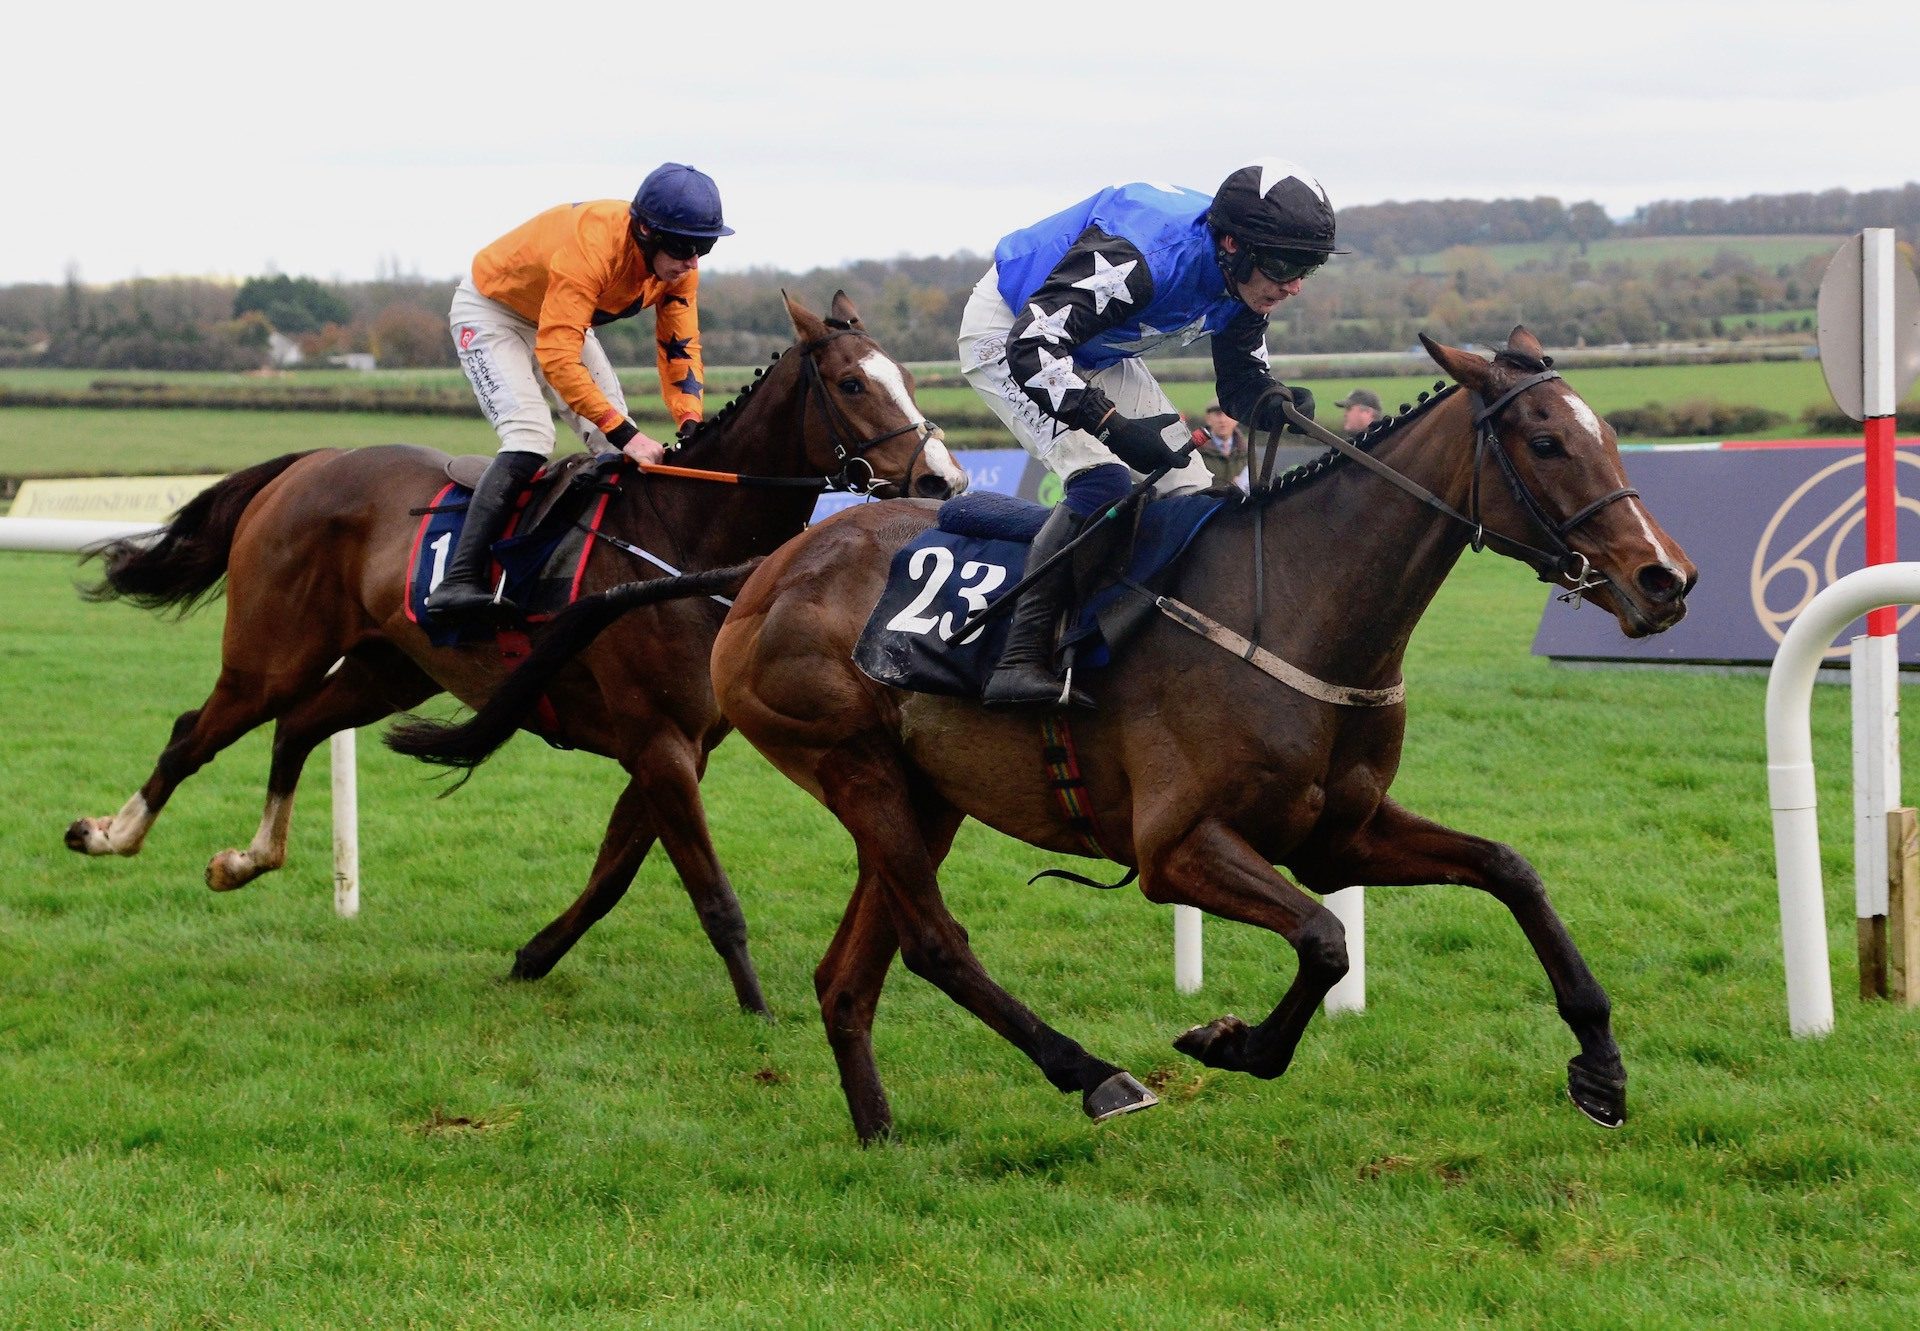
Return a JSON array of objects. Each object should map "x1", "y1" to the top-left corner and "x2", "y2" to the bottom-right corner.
[{"x1": 1852, "y1": 228, "x2": 1902, "y2": 981}]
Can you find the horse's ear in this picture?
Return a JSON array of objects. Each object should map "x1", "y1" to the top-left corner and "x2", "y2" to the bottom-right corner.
[
  {"x1": 1419, "y1": 332, "x2": 1493, "y2": 393},
  {"x1": 828, "y1": 289, "x2": 864, "y2": 329},
  {"x1": 783, "y1": 290, "x2": 828, "y2": 344},
  {"x1": 1506, "y1": 325, "x2": 1545, "y2": 361}
]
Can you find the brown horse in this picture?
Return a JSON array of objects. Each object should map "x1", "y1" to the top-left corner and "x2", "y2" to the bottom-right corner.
[
  {"x1": 398, "y1": 328, "x2": 1695, "y2": 1140},
  {"x1": 67, "y1": 292, "x2": 965, "y2": 1012}
]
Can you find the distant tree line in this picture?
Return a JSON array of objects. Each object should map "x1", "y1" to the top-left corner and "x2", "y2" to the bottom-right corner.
[
  {"x1": 2, "y1": 184, "x2": 1913, "y2": 372},
  {"x1": 1337, "y1": 183, "x2": 1920, "y2": 257}
]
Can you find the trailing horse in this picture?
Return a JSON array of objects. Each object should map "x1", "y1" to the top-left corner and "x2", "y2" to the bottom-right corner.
[
  {"x1": 400, "y1": 328, "x2": 1694, "y2": 1139},
  {"x1": 69, "y1": 292, "x2": 965, "y2": 1011}
]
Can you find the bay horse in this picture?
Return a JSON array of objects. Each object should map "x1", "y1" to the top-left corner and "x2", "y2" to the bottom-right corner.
[
  {"x1": 68, "y1": 292, "x2": 965, "y2": 1013},
  {"x1": 398, "y1": 327, "x2": 1695, "y2": 1140}
]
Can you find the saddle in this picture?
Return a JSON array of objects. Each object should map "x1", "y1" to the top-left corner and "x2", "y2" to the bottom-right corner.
[
  {"x1": 407, "y1": 452, "x2": 626, "y2": 646},
  {"x1": 852, "y1": 489, "x2": 1236, "y2": 698}
]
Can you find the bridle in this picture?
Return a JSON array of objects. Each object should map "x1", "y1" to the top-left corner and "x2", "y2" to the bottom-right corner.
[
  {"x1": 798, "y1": 321, "x2": 942, "y2": 495},
  {"x1": 1259, "y1": 357, "x2": 1637, "y2": 604},
  {"x1": 642, "y1": 325, "x2": 941, "y2": 496}
]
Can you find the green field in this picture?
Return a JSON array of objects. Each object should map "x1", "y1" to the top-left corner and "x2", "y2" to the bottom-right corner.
[
  {"x1": 1408, "y1": 234, "x2": 1847, "y2": 273},
  {"x1": 0, "y1": 359, "x2": 1853, "y2": 486},
  {"x1": 4, "y1": 533, "x2": 1920, "y2": 1326}
]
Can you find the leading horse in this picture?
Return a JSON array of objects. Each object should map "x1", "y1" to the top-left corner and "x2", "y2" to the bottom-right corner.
[
  {"x1": 68, "y1": 292, "x2": 965, "y2": 1012},
  {"x1": 401, "y1": 327, "x2": 1694, "y2": 1140}
]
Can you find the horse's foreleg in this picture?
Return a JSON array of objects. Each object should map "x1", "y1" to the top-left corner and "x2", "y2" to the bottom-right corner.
[
  {"x1": 511, "y1": 775, "x2": 660, "y2": 981},
  {"x1": 1312, "y1": 797, "x2": 1625, "y2": 1127},
  {"x1": 633, "y1": 743, "x2": 769, "y2": 1016},
  {"x1": 819, "y1": 740, "x2": 1156, "y2": 1125},
  {"x1": 208, "y1": 649, "x2": 435, "y2": 892},
  {"x1": 1144, "y1": 819, "x2": 1348, "y2": 1081}
]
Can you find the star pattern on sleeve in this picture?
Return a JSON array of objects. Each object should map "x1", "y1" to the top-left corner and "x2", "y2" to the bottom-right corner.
[
  {"x1": 1071, "y1": 251, "x2": 1138, "y2": 315},
  {"x1": 1023, "y1": 347, "x2": 1085, "y2": 412},
  {"x1": 674, "y1": 370, "x2": 703, "y2": 397},
  {"x1": 659, "y1": 334, "x2": 693, "y2": 361},
  {"x1": 1017, "y1": 302, "x2": 1074, "y2": 345}
]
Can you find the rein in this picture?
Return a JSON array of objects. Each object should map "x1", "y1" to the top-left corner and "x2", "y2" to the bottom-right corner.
[
  {"x1": 640, "y1": 325, "x2": 940, "y2": 495},
  {"x1": 1270, "y1": 364, "x2": 1635, "y2": 601}
]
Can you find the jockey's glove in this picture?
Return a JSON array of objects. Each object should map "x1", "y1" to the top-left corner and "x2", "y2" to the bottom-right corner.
[
  {"x1": 1096, "y1": 411, "x2": 1191, "y2": 473},
  {"x1": 675, "y1": 419, "x2": 700, "y2": 446},
  {"x1": 1255, "y1": 384, "x2": 1315, "y2": 433}
]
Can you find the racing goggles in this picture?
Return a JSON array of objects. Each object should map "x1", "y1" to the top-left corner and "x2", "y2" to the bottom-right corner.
[
  {"x1": 1250, "y1": 248, "x2": 1325, "y2": 284},
  {"x1": 654, "y1": 231, "x2": 716, "y2": 261}
]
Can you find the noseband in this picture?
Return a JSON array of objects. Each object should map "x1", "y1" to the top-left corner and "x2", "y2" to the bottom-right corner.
[
  {"x1": 798, "y1": 322, "x2": 942, "y2": 495},
  {"x1": 1465, "y1": 362, "x2": 1637, "y2": 599}
]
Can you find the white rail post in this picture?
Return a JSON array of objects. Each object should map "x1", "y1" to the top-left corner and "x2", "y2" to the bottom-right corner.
[
  {"x1": 1322, "y1": 887, "x2": 1367, "y2": 1015},
  {"x1": 330, "y1": 730, "x2": 360, "y2": 918},
  {"x1": 1767, "y1": 562, "x2": 1920, "y2": 1036},
  {"x1": 1173, "y1": 905, "x2": 1202, "y2": 994}
]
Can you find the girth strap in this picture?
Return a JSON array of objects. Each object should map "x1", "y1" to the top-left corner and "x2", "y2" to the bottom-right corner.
[{"x1": 1136, "y1": 582, "x2": 1406, "y2": 708}]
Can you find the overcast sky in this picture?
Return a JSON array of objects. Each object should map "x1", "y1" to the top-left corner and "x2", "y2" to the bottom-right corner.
[{"x1": 5, "y1": 0, "x2": 1914, "y2": 288}]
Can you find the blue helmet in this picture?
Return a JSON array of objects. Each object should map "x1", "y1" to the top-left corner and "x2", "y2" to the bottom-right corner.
[{"x1": 629, "y1": 163, "x2": 734, "y2": 239}]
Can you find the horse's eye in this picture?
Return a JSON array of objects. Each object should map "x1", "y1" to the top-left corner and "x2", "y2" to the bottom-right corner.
[
  {"x1": 838, "y1": 378, "x2": 864, "y2": 395},
  {"x1": 1528, "y1": 435, "x2": 1562, "y2": 458}
]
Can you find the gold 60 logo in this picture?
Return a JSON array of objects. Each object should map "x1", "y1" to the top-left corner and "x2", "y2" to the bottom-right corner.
[{"x1": 1751, "y1": 452, "x2": 1920, "y2": 654}]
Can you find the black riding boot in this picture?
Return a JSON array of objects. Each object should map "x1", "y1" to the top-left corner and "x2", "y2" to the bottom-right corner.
[
  {"x1": 423, "y1": 449, "x2": 543, "y2": 627},
  {"x1": 983, "y1": 503, "x2": 1094, "y2": 709}
]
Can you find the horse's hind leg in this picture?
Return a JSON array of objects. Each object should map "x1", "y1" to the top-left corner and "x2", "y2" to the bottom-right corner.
[
  {"x1": 207, "y1": 645, "x2": 437, "y2": 891},
  {"x1": 815, "y1": 875, "x2": 901, "y2": 1143},
  {"x1": 819, "y1": 739, "x2": 1156, "y2": 1128},
  {"x1": 813, "y1": 796, "x2": 962, "y2": 1143},
  {"x1": 65, "y1": 664, "x2": 282, "y2": 859},
  {"x1": 1309, "y1": 797, "x2": 1626, "y2": 1128},
  {"x1": 1144, "y1": 820, "x2": 1350, "y2": 1082}
]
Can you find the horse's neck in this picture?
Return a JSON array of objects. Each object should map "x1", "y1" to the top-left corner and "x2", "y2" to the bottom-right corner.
[
  {"x1": 1201, "y1": 394, "x2": 1480, "y2": 684},
  {"x1": 608, "y1": 352, "x2": 821, "y2": 563}
]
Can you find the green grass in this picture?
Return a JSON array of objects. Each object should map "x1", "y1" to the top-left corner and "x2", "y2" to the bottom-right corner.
[
  {"x1": 0, "y1": 359, "x2": 1850, "y2": 485},
  {"x1": 1408, "y1": 234, "x2": 1846, "y2": 273},
  {"x1": 5, "y1": 539, "x2": 1920, "y2": 1326}
]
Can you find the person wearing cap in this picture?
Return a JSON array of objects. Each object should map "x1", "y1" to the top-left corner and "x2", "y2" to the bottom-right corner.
[
  {"x1": 427, "y1": 163, "x2": 733, "y2": 627},
  {"x1": 957, "y1": 159, "x2": 1343, "y2": 706},
  {"x1": 1197, "y1": 403, "x2": 1248, "y2": 486},
  {"x1": 1337, "y1": 388, "x2": 1383, "y2": 437}
]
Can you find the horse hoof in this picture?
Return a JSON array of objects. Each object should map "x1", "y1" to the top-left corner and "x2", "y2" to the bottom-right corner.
[
  {"x1": 205, "y1": 851, "x2": 254, "y2": 892},
  {"x1": 1084, "y1": 1071, "x2": 1158, "y2": 1122},
  {"x1": 1173, "y1": 1014, "x2": 1250, "y2": 1070},
  {"x1": 65, "y1": 817, "x2": 111, "y2": 855},
  {"x1": 1567, "y1": 1056, "x2": 1627, "y2": 1129}
]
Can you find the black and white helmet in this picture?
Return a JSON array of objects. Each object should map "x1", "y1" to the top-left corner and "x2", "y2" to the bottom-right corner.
[{"x1": 1208, "y1": 158, "x2": 1345, "y2": 256}]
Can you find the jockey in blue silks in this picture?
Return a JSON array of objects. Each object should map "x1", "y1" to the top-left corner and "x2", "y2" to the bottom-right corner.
[{"x1": 956, "y1": 159, "x2": 1345, "y2": 707}]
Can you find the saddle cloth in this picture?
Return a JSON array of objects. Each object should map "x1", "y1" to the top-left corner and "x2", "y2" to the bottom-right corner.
[
  {"x1": 404, "y1": 454, "x2": 622, "y2": 647},
  {"x1": 852, "y1": 490, "x2": 1234, "y2": 698}
]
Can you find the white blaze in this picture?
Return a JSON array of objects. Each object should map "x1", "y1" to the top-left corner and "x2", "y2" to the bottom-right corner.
[{"x1": 858, "y1": 350, "x2": 967, "y2": 488}]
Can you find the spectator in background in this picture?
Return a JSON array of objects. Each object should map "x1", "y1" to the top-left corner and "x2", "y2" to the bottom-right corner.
[
  {"x1": 1337, "y1": 388, "x2": 1383, "y2": 438},
  {"x1": 1196, "y1": 403, "x2": 1247, "y2": 487}
]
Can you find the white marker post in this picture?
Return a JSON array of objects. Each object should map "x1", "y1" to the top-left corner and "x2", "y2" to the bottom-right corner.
[{"x1": 1818, "y1": 230, "x2": 1920, "y2": 996}]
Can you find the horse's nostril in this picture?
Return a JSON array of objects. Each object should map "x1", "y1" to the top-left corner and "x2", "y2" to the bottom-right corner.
[
  {"x1": 1637, "y1": 562, "x2": 1688, "y2": 604},
  {"x1": 912, "y1": 476, "x2": 951, "y2": 499}
]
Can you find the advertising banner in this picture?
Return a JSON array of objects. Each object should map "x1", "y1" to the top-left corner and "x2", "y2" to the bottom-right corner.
[{"x1": 1532, "y1": 441, "x2": 1920, "y2": 666}]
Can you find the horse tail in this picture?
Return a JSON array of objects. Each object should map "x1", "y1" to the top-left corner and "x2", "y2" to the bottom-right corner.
[
  {"x1": 385, "y1": 558, "x2": 764, "y2": 773},
  {"x1": 81, "y1": 451, "x2": 318, "y2": 616}
]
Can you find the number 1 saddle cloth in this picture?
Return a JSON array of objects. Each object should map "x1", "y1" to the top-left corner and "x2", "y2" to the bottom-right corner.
[
  {"x1": 403, "y1": 453, "x2": 622, "y2": 647},
  {"x1": 853, "y1": 490, "x2": 1234, "y2": 698}
]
